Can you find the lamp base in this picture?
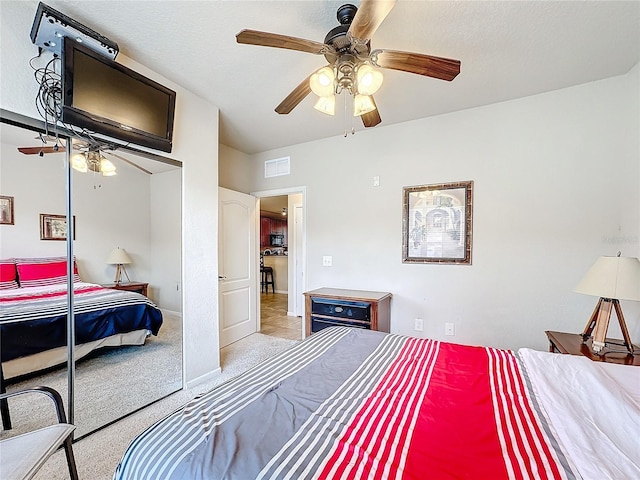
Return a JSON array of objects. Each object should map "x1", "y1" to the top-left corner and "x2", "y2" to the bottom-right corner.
[
  {"x1": 114, "y1": 264, "x2": 131, "y2": 286},
  {"x1": 582, "y1": 298, "x2": 634, "y2": 355}
]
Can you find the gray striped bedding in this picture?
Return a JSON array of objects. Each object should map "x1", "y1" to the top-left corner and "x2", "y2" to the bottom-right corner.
[{"x1": 113, "y1": 326, "x2": 584, "y2": 480}]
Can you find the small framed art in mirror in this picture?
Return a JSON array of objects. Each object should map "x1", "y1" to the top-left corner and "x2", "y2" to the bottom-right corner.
[
  {"x1": 40, "y1": 213, "x2": 76, "y2": 241},
  {"x1": 402, "y1": 181, "x2": 473, "y2": 264},
  {"x1": 0, "y1": 195, "x2": 14, "y2": 225}
]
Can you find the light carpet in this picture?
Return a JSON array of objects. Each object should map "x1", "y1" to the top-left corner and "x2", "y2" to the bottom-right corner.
[
  {"x1": 3, "y1": 311, "x2": 183, "y2": 439},
  {"x1": 22, "y1": 332, "x2": 298, "y2": 480}
]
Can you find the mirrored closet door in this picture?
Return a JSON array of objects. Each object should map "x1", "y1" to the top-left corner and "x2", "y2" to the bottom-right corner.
[
  {"x1": 0, "y1": 118, "x2": 183, "y2": 439},
  {"x1": 0, "y1": 122, "x2": 69, "y2": 439}
]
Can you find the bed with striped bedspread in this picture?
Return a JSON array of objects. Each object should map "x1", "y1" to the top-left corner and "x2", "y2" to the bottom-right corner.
[
  {"x1": 0, "y1": 282, "x2": 163, "y2": 369},
  {"x1": 113, "y1": 325, "x2": 640, "y2": 479}
]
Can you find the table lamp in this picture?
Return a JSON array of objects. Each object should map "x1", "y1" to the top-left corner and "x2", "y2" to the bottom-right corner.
[
  {"x1": 574, "y1": 252, "x2": 640, "y2": 355},
  {"x1": 106, "y1": 247, "x2": 132, "y2": 285}
]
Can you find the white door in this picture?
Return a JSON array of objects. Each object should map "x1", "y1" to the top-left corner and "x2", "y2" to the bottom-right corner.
[
  {"x1": 294, "y1": 204, "x2": 305, "y2": 317},
  {"x1": 218, "y1": 187, "x2": 257, "y2": 347}
]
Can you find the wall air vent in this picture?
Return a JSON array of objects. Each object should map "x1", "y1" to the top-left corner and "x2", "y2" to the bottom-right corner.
[{"x1": 264, "y1": 157, "x2": 290, "y2": 178}]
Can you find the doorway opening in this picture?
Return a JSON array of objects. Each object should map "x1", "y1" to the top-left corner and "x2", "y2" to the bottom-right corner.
[{"x1": 253, "y1": 187, "x2": 306, "y2": 341}]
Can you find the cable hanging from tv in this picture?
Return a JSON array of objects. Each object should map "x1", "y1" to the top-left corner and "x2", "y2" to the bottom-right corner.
[{"x1": 28, "y1": 2, "x2": 175, "y2": 154}]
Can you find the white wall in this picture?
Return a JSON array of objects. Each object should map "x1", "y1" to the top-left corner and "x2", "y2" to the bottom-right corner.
[
  {"x1": 150, "y1": 169, "x2": 182, "y2": 311},
  {"x1": 1, "y1": 2, "x2": 220, "y2": 385},
  {"x1": 0, "y1": 143, "x2": 68, "y2": 261},
  {"x1": 221, "y1": 67, "x2": 640, "y2": 352},
  {"x1": 219, "y1": 144, "x2": 254, "y2": 192},
  {"x1": 0, "y1": 142, "x2": 145, "y2": 281}
]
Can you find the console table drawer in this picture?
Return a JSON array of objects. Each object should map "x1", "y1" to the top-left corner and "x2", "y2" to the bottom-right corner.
[
  {"x1": 311, "y1": 316, "x2": 371, "y2": 332},
  {"x1": 310, "y1": 298, "x2": 370, "y2": 321}
]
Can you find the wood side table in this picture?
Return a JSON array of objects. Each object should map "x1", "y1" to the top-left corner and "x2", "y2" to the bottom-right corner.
[
  {"x1": 545, "y1": 331, "x2": 640, "y2": 366},
  {"x1": 103, "y1": 281, "x2": 148, "y2": 297}
]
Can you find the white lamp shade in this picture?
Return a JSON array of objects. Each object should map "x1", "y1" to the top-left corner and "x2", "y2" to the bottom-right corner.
[
  {"x1": 100, "y1": 158, "x2": 117, "y2": 176},
  {"x1": 574, "y1": 255, "x2": 640, "y2": 301},
  {"x1": 71, "y1": 153, "x2": 88, "y2": 173},
  {"x1": 313, "y1": 95, "x2": 336, "y2": 116},
  {"x1": 106, "y1": 248, "x2": 132, "y2": 265},
  {"x1": 353, "y1": 94, "x2": 376, "y2": 116},
  {"x1": 356, "y1": 64, "x2": 383, "y2": 95},
  {"x1": 309, "y1": 66, "x2": 335, "y2": 97}
]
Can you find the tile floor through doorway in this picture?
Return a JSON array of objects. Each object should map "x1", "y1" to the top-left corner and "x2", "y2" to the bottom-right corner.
[{"x1": 260, "y1": 293, "x2": 302, "y2": 341}]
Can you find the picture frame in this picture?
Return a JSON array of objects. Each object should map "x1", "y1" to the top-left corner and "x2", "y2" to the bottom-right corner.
[
  {"x1": 0, "y1": 196, "x2": 14, "y2": 225},
  {"x1": 402, "y1": 181, "x2": 473, "y2": 264},
  {"x1": 40, "y1": 213, "x2": 76, "y2": 241}
]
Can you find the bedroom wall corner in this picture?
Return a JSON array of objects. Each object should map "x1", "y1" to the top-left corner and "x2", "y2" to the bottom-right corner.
[
  {"x1": 175, "y1": 97, "x2": 221, "y2": 386},
  {"x1": 219, "y1": 144, "x2": 253, "y2": 193}
]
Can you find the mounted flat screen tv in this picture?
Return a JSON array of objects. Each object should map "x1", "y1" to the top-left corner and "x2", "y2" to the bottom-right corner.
[{"x1": 62, "y1": 37, "x2": 176, "y2": 152}]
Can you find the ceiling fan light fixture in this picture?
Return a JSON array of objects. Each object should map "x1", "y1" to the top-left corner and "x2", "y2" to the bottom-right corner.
[
  {"x1": 314, "y1": 95, "x2": 336, "y2": 116},
  {"x1": 71, "y1": 152, "x2": 88, "y2": 173},
  {"x1": 353, "y1": 94, "x2": 376, "y2": 116},
  {"x1": 72, "y1": 150, "x2": 117, "y2": 176},
  {"x1": 310, "y1": 66, "x2": 335, "y2": 97},
  {"x1": 356, "y1": 64, "x2": 383, "y2": 95}
]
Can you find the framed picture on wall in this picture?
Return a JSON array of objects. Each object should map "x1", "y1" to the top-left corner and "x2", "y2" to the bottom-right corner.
[
  {"x1": 402, "y1": 181, "x2": 473, "y2": 264},
  {"x1": 40, "y1": 213, "x2": 76, "y2": 241},
  {"x1": 0, "y1": 196, "x2": 14, "y2": 225}
]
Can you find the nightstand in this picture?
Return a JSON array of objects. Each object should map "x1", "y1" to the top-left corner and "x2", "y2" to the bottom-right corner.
[
  {"x1": 103, "y1": 281, "x2": 148, "y2": 297},
  {"x1": 545, "y1": 330, "x2": 640, "y2": 366}
]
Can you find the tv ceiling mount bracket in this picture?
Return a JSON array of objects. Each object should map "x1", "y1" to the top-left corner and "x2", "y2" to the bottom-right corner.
[{"x1": 30, "y1": 2, "x2": 119, "y2": 59}]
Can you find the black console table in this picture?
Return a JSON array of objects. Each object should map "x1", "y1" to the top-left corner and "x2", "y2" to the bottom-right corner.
[{"x1": 304, "y1": 288, "x2": 392, "y2": 337}]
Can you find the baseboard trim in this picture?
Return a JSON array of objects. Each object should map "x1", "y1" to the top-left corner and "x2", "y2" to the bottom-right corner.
[
  {"x1": 161, "y1": 308, "x2": 182, "y2": 318},
  {"x1": 185, "y1": 367, "x2": 221, "y2": 389}
]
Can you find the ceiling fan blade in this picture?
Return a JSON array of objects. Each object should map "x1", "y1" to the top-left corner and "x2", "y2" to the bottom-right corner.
[
  {"x1": 361, "y1": 97, "x2": 382, "y2": 128},
  {"x1": 107, "y1": 152, "x2": 153, "y2": 175},
  {"x1": 375, "y1": 50, "x2": 461, "y2": 81},
  {"x1": 236, "y1": 29, "x2": 333, "y2": 55},
  {"x1": 348, "y1": 0, "x2": 397, "y2": 41},
  {"x1": 18, "y1": 146, "x2": 66, "y2": 155},
  {"x1": 275, "y1": 75, "x2": 313, "y2": 114}
]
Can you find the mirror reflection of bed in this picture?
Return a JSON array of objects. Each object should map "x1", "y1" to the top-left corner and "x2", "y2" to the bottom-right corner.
[{"x1": 0, "y1": 121, "x2": 183, "y2": 439}]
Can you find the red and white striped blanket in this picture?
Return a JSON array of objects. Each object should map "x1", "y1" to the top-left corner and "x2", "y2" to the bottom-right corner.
[{"x1": 115, "y1": 327, "x2": 592, "y2": 479}]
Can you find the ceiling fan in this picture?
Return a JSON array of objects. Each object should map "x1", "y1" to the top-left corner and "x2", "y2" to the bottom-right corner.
[
  {"x1": 236, "y1": 0, "x2": 460, "y2": 128},
  {"x1": 17, "y1": 138, "x2": 152, "y2": 175}
]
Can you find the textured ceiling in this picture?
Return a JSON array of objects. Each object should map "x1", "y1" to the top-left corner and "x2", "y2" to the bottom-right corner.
[{"x1": 5, "y1": 1, "x2": 640, "y2": 155}]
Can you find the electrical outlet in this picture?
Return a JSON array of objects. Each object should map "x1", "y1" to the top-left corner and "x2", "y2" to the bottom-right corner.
[
  {"x1": 322, "y1": 255, "x2": 333, "y2": 267},
  {"x1": 445, "y1": 323, "x2": 455, "y2": 336},
  {"x1": 373, "y1": 175, "x2": 380, "y2": 187},
  {"x1": 414, "y1": 318, "x2": 424, "y2": 331}
]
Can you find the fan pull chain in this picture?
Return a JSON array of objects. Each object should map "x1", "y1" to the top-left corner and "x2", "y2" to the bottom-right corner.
[
  {"x1": 92, "y1": 170, "x2": 101, "y2": 190},
  {"x1": 343, "y1": 92, "x2": 348, "y2": 137},
  {"x1": 341, "y1": 92, "x2": 356, "y2": 137}
]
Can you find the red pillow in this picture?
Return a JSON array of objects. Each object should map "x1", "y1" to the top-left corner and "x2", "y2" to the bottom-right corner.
[
  {"x1": 0, "y1": 259, "x2": 18, "y2": 289},
  {"x1": 16, "y1": 256, "x2": 81, "y2": 288}
]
